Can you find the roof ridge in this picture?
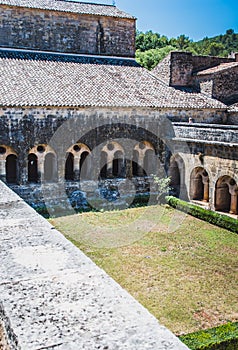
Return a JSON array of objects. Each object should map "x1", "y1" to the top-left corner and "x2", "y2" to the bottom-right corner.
[
  {"x1": 0, "y1": 0, "x2": 135, "y2": 19},
  {"x1": 55, "y1": 0, "x2": 115, "y2": 8}
]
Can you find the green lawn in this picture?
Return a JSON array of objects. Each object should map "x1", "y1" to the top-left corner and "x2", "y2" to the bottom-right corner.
[{"x1": 50, "y1": 204, "x2": 238, "y2": 335}]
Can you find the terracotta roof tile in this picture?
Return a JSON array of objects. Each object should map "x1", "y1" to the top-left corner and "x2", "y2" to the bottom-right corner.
[
  {"x1": 0, "y1": 0, "x2": 135, "y2": 19},
  {"x1": 0, "y1": 49, "x2": 227, "y2": 109},
  {"x1": 197, "y1": 62, "x2": 238, "y2": 76}
]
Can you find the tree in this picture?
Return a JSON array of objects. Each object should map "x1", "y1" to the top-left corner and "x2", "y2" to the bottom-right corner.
[
  {"x1": 176, "y1": 34, "x2": 191, "y2": 50},
  {"x1": 135, "y1": 29, "x2": 238, "y2": 69},
  {"x1": 136, "y1": 46, "x2": 176, "y2": 70},
  {"x1": 136, "y1": 30, "x2": 169, "y2": 52}
]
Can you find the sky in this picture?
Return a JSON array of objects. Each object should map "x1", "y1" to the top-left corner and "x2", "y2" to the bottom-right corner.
[{"x1": 78, "y1": 0, "x2": 238, "y2": 41}]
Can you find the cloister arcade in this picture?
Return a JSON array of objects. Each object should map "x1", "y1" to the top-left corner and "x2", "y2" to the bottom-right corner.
[{"x1": 1, "y1": 141, "x2": 238, "y2": 216}]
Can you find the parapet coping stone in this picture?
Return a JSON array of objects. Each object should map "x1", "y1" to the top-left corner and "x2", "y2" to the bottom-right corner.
[{"x1": 0, "y1": 180, "x2": 190, "y2": 350}]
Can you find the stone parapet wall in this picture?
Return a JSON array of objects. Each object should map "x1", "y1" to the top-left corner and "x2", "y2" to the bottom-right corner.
[
  {"x1": 0, "y1": 180, "x2": 189, "y2": 349},
  {"x1": 195, "y1": 66, "x2": 238, "y2": 105},
  {"x1": 227, "y1": 111, "x2": 238, "y2": 125},
  {"x1": 0, "y1": 4, "x2": 135, "y2": 57},
  {"x1": 173, "y1": 123, "x2": 238, "y2": 144},
  {"x1": 191, "y1": 55, "x2": 235, "y2": 73}
]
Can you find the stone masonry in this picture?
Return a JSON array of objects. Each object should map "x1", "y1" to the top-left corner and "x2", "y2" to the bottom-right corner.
[{"x1": 0, "y1": 3, "x2": 135, "y2": 57}]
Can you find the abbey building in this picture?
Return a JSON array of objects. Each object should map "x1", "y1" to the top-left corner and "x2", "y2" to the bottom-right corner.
[{"x1": 0, "y1": 0, "x2": 238, "y2": 215}]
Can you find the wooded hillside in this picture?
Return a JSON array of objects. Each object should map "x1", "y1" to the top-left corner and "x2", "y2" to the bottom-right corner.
[{"x1": 136, "y1": 29, "x2": 238, "y2": 70}]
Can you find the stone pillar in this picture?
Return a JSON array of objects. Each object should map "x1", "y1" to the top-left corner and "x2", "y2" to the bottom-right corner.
[
  {"x1": 230, "y1": 193, "x2": 237, "y2": 214},
  {"x1": 203, "y1": 180, "x2": 209, "y2": 202},
  {"x1": 0, "y1": 159, "x2": 6, "y2": 182},
  {"x1": 138, "y1": 155, "x2": 144, "y2": 177},
  {"x1": 74, "y1": 156, "x2": 80, "y2": 181},
  {"x1": 38, "y1": 156, "x2": 44, "y2": 182},
  {"x1": 126, "y1": 159, "x2": 132, "y2": 178},
  {"x1": 107, "y1": 160, "x2": 113, "y2": 178}
]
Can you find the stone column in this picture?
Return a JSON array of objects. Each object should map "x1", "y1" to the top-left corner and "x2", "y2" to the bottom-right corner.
[
  {"x1": 74, "y1": 156, "x2": 80, "y2": 181},
  {"x1": 138, "y1": 154, "x2": 144, "y2": 177},
  {"x1": 203, "y1": 180, "x2": 209, "y2": 202},
  {"x1": 0, "y1": 159, "x2": 6, "y2": 182},
  {"x1": 38, "y1": 156, "x2": 44, "y2": 182},
  {"x1": 230, "y1": 193, "x2": 237, "y2": 214}
]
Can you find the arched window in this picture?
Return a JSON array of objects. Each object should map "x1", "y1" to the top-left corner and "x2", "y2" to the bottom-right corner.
[
  {"x1": 80, "y1": 151, "x2": 89, "y2": 180},
  {"x1": 44, "y1": 153, "x2": 57, "y2": 182},
  {"x1": 190, "y1": 167, "x2": 209, "y2": 202},
  {"x1": 113, "y1": 150, "x2": 124, "y2": 177},
  {"x1": 133, "y1": 141, "x2": 156, "y2": 177},
  {"x1": 28, "y1": 153, "x2": 38, "y2": 183},
  {"x1": 215, "y1": 176, "x2": 237, "y2": 214},
  {"x1": 100, "y1": 151, "x2": 107, "y2": 179},
  {"x1": 6, "y1": 154, "x2": 17, "y2": 184},
  {"x1": 65, "y1": 152, "x2": 74, "y2": 181}
]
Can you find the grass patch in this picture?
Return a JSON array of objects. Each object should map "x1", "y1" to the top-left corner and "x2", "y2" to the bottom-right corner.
[{"x1": 50, "y1": 204, "x2": 238, "y2": 335}]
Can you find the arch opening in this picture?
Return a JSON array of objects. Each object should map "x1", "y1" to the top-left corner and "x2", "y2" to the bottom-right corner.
[
  {"x1": 6, "y1": 154, "x2": 17, "y2": 184},
  {"x1": 215, "y1": 176, "x2": 238, "y2": 214},
  {"x1": 190, "y1": 167, "x2": 209, "y2": 202},
  {"x1": 65, "y1": 152, "x2": 74, "y2": 181},
  {"x1": 28, "y1": 153, "x2": 38, "y2": 183}
]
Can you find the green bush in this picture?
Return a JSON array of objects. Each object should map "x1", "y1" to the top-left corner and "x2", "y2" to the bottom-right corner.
[
  {"x1": 179, "y1": 322, "x2": 238, "y2": 350},
  {"x1": 166, "y1": 196, "x2": 238, "y2": 233}
]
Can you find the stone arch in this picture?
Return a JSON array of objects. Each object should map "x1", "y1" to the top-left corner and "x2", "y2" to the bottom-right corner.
[
  {"x1": 28, "y1": 144, "x2": 57, "y2": 183},
  {"x1": 190, "y1": 167, "x2": 209, "y2": 202},
  {"x1": 215, "y1": 176, "x2": 238, "y2": 214},
  {"x1": 133, "y1": 141, "x2": 156, "y2": 177},
  {"x1": 168, "y1": 154, "x2": 187, "y2": 199},
  {"x1": 65, "y1": 143, "x2": 91, "y2": 181},
  {"x1": 100, "y1": 142, "x2": 125, "y2": 179},
  {"x1": 0, "y1": 145, "x2": 18, "y2": 184}
]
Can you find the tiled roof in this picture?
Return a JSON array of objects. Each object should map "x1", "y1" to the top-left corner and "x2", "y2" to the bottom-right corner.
[
  {"x1": 151, "y1": 54, "x2": 171, "y2": 85},
  {"x1": 197, "y1": 62, "x2": 238, "y2": 76},
  {"x1": 0, "y1": 0, "x2": 135, "y2": 19},
  {"x1": 0, "y1": 48, "x2": 227, "y2": 109},
  {"x1": 228, "y1": 102, "x2": 238, "y2": 112}
]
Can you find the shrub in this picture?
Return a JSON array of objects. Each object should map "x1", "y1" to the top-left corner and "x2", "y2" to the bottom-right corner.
[
  {"x1": 179, "y1": 322, "x2": 238, "y2": 350},
  {"x1": 166, "y1": 196, "x2": 238, "y2": 233}
]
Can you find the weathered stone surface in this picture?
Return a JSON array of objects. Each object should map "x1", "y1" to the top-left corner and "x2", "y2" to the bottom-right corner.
[
  {"x1": 0, "y1": 181, "x2": 189, "y2": 349},
  {"x1": 0, "y1": 4, "x2": 135, "y2": 57}
]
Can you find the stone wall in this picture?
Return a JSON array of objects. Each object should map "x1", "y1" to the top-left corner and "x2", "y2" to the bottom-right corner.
[
  {"x1": 0, "y1": 106, "x2": 227, "y2": 185},
  {"x1": 163, "y1": 51, "x2": 236, "y2": 87},
  {"x1": 172, "y1": 137, "x2": 238, "y2": 212},
  {"x1": 196, "y1": 66, "x2": 238, "y2": 105},
  {"x1": 227, "y1": 111, "x2": 238, "y2": 125},
  {"x1": 170, "y1": 52, "x2": 194, "y2": 86},
  {"x1": 192, "y1": 54, "x2": 235, "y2": 72},
  {"x1": 1, "y1": 106, "x2": 238, "y2": 213},
  {"x1": 0, "y1": 4, "x2": 135, "y2": 57},
  {"x1": 173, "y1": 123, "x2": 238, "y2": 144}
]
